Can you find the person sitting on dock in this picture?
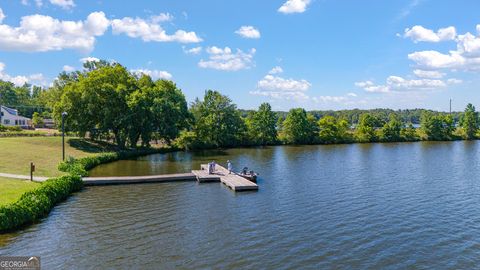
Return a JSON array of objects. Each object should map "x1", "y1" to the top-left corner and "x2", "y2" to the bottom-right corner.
[
  {"x1": 227, "y1": 160, "x2": 233, "y2": 174},
  {"x1": 211, "y1": 161, "x2": 216, "y2": 174}
]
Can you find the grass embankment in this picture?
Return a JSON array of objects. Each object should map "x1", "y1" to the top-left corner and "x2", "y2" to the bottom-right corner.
[
  {"x1": 0, "y1": 178, "x2": 40, "y2": 206},
  {"x1": 0, "y1": 175, "x2": 83, "y2": 232},
  {"x1": 0, "y1": 137, "x2": 114, "y2": 177}
]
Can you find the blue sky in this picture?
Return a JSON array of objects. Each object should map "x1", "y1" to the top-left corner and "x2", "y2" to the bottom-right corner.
[{"x1": 0, "y1": 0, "x2": 479, "y2": 111}]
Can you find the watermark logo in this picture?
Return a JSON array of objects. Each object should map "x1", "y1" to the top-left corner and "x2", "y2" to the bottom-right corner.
[{"x1": 0, "y1": 256, "x2": 40, "y2": 270}]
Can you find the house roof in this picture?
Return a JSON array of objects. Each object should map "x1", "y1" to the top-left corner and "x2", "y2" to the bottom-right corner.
[{"x1": 1, "y1": 106, "x2": 18, "y2": 116}]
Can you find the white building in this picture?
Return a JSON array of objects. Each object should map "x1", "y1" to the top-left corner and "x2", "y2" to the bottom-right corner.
[{"x1": 1, "y1": 106, "x2": 31, "y2": 128}]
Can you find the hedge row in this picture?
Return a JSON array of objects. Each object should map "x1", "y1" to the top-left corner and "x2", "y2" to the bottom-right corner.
[
  {"x1": 0, "y1": 175, "x2": 83, "y2": 232},
  {"x1": 58, "y1": 147, "x2": 173, "y2": 176}
]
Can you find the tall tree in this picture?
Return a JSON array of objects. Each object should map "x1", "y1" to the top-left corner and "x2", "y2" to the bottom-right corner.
[
  {"x1": 246, "y1": 103, "x2": 278, "y2": 145},
  {"x1": 355, "y1": 113, "x2": 382, "y2": 142},
  {"x1": 420, "y1": 111, "x2": 454, "y2": 141},
  {"x1": 318, "y1": 116, "x2": 350, "y2": 143},
  {"x1": 381, "y1": 113, "x2": 403, "y2": 142},
  {"x1": 462, "y1": 103, "x2": 478, "y2": 140},
  {"x1": 281, "y1": 108, "x2": 316, "y2": 144},
  {"x1": 191, "y1": 90, "x2": 245, "y2": 147}
]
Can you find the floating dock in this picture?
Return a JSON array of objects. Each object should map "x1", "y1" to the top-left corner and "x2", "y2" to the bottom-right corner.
[
  {"x1": 82, "y1": 173, "x2": 196, "y2": 186},
  {"x1": 194, "y1": 164, "x2": 258, "y2": 191},
  {"x1": 82, "y1": 164, "x2": 258, "y2": 192}
]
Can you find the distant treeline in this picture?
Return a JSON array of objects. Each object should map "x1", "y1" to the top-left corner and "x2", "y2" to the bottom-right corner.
[
  {"x1": 239, "y1": 109, "x2": 462, "y2": 125},
  {"x1": 1, "y1": 59, "x2": 478, "y2": 149}
]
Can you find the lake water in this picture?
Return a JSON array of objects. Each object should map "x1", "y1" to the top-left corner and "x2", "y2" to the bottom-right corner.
[{"x1": 2, "y1": 141, "x2": 480, "y2": 269}]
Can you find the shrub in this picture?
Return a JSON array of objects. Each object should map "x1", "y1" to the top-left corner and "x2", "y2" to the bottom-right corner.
[{"x1": 0, "y1": 175, "x2": 83, "y2": 232}]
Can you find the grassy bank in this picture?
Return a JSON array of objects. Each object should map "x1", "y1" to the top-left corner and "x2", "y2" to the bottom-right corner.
[
  {"x1": 0, "y1": 175, "x2": 83, "y2": 232},
  {"x1": 0, "y1": 137, "x2": 113, "y2": 177},
  {"x1": 0, "y1": 178, "x2": 40, "y2": 206}
]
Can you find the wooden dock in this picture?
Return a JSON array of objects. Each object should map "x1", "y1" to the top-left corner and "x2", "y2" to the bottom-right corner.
[
  {"x1": 82, "y1": 164, "x2": 258, "y2": 192},
  {"x1": 196, "y1": 164, "x2": 259, "y2": 191},
  {"x1": 82, "y1": 173, "x2": 196, "y2": 186}
]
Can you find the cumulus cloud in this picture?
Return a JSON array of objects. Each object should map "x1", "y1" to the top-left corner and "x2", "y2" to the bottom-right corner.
[
  {"x1": 407, "y1": 24, "x2": 480, "y2": 71},
  {"x1": 0, "y1": 8, "x2": 5, "y2": 23},
  {"x1": 250, "y1": 69, "x2": 312, "y2": 101},
  {"x1": 62, "y1": 65, "x2": 75, "y2": 72},
  {"x1": 278, "y1": 0, "x2": 311, "y2": 14},
  {"x1": 131, "y1": 69, "x2": 172, "y2": 80},
  {"x1": 268, "y1": 66, "x2": 283, "y2": 74},
  {"x1": 0, "y1": 11, "x2": 109, "y2": 52},
  {"x1": 111, "y1": 14, "x2": 202, "y2": 43},
  {"x1": 413, "y1": 69, "x2": 445, "y2": 79},
  {"x1": 198, "y1": 46, "x2": 256, "y2": 71},
  {"x1": 183, "y1": 46, "x2": 202, "y2": 55},
  {"x1": 403, "y1": 25, "x2": 456, "y2": 43},
  {"x1": 80, "y1": 57, "x2": 100, "y2": 63},
  {"x1": 355, "y1": 75, "x2": 460, "y2": 93},
  {"x1": 257, "y1": 74, "x2": 311, "y2": 92},
  {"x1": 235, "y1": 26, "x2": 260, "y2": 39},
  {"x1": 49, "y1": 0, "x2": 75, "y2": 10},
  {"x1": 0, "y1": 62, "x2": 45, "y2": 86}
]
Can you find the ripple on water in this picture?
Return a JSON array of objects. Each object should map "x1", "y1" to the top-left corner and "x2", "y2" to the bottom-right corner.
[{"x1": 2, "y1": 142, "x2": 480, "y2": 269}]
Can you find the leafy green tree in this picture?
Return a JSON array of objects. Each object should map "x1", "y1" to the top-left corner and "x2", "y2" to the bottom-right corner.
[
  {"x1": 246, "y1": 103, "x2": 278, "y2": 145},
  {"x1": 191, "y1": 90, "x2": 245, "y2": 147},
  {"x1": 381, "y1": 113, "x2": 403, "y2": 142},
  {"x1": 420, "y1": 111, "x2": 454, "y2": 141},
  {"x1": 55, "y1": 63, "x2": 138, "y2": 148},
  {"x1": 461, "y1": 103, "x2": 478, "y2": 140},
  {"x1": 281, "y1": 108, "x2": 316, "y2": 144},
  {"x1": 32, "y1": 112, "x2": 44, "y2": 127},
  {"x1": 318, "y1": 115, "x2": 350, "y2": 143},
  {"x1": 401, "y1": 123, "x2": 418, "y2": 141},
  {"x1": 355, "y1": 113, "x2": 382, "y2": 142}
]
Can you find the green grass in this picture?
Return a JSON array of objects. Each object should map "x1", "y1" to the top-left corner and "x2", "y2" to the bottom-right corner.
[
  {"x1": 0, "y1": 137, "x2": 112, "y2": 177},
  {"x1": 0, "y1": 178, "x2": 40, "y2": 206}
]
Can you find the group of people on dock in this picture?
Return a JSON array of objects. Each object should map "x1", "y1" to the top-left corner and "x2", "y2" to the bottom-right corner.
[{"x1": 207, "y1": 160, "x2": 233, "y2": 174}]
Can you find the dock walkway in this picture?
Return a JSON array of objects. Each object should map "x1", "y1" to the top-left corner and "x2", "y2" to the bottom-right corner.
[{"x1": 81, "y1": 164, "x2": 258, "y2": 192}]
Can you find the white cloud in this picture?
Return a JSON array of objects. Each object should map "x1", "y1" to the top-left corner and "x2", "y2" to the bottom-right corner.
[
  {"x1": 131, "y1": 69, "x2": 172, "y2": 80},
  {"x1": 198, "y1": 46, "x2": 256, "y2": 71},
  {"x1": 347, "y1": 92, "x2": 357, "y2": 97},
  {"x1": 404, "y1": 25, "x2": 456, "y2": 43},
  {"x1": 406, "y1": 24, "x2": 480, "y2": 71},
  {"x1": 80, "y1": 57, "x2": 100, "y2": 63},
  {"x1": 151, "y1": 13, "x2": 173, "y2": 23},
  {"x1": 413, "y1": 69, "x2": 445, "y2": 79},
  {"x1": 21, "y1": 0, "x2": 43, "y2": 7},
  {"x1": 355, "y1": 75, "x2": 460, "y2": 93},
  {"x1": 0, "y1": 62, "x2": 45, "y2": 86},
  {"x1": 62, "y1": 65, "x2": 75, "y2": 72},
  {"x1": 183, "y1": 46, "x2": 202, "y2": 55},
  {"x1": 111, "y1": 15, "x2": 202, "y2": 43},
  {"x1": 49, "y1": 0, "x2": 75, "y2": 10},
  {"x1": 235, "y1": 26, "x2": 260, "y2": 39},
  {"x1": 408, "y1": 50, "x2": 466, "y2": 69},
  {"x1": 0, "y1": 8, "x2": 5, "y2": 23},
  {"x1": 250, "y1": 69, "x2": 312, "y2": 101},
  {"x1": 0, "y1": 11, "x2": 109, "y2": 52},
  {"x1": 278, "y1": 0, "x2": 311, "y2": 14},
  {"x1": 268, "y1": 66, "x2": 283, "y2": 74},
  {"x1": 257, "y1": 74, "x2": 311, "y2": 92}
]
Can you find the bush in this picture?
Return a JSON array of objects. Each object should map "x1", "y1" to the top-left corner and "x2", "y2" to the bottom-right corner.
[{"x1": 0, "y1": 175, "x2": 83, "y2": 232}]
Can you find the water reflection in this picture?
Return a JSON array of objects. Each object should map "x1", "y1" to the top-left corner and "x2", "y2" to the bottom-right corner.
[{"x1": 2, "y1": 141, "x2": 480, "y2": 269}]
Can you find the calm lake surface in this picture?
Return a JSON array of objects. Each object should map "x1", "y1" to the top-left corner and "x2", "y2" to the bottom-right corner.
[{"x1": 2, "y1": 141, "x2": 480, "y2": 269}]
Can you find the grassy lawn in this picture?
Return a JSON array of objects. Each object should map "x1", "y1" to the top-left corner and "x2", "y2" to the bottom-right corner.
[
  {"x1": 0, "y1": 137, "x2": 114, "y2": 177},
  {"x1": 0, "y1": 177, "x2": 40, "y2": 206}
]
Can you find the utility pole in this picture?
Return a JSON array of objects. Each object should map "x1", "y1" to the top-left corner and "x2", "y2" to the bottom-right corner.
[
  {"x1": 62, "y1": 112, "x2": 68, "y2": 161},
  {"x1": 449, "y1": 99, "x2": 452, "y2": 114}
]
